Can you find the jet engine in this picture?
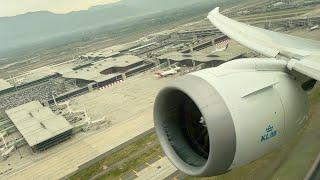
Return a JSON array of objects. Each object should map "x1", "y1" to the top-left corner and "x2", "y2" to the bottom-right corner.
[{"x1": 154, "y1": 59, "x2": 309, "y2": 176}]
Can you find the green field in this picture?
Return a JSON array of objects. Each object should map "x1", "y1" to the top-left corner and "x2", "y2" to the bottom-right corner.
[
  {"x1": 310, "y1": 84, "x2": 320, "y2": 103},
  {"x1": 70, "y1": 133, "x2": 162, "y2": 180}
]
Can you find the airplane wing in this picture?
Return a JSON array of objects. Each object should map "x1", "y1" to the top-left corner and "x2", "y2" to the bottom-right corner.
[{"x1": 207, "y1": 7, "x2": 320, "y2": 81}]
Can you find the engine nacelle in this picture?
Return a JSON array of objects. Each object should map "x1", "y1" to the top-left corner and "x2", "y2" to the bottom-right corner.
[{"x1": 154, "y1": 59, "x2": 309, "y2": 176}]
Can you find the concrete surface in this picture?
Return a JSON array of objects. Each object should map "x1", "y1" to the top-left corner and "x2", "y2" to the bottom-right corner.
[{"x1": 135, "y1": 157, "x2": 177, "y2": 180}]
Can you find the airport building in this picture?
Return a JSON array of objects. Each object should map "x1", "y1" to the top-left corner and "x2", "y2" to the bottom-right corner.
[
  {"x1": 63, "y1": 55, "x2": 144, "y2": 81},
  {"x1": 5, "y1": 101, "x2": 73, "y2": 151},
  {"x1": 80, "y1": 41, "x2": 144, "y2": 61},
  {"x1": 80, "y1": 51, "x2": 121, "y2": 61},
  {"x1": 158, "y1": 41, "x2": 246, "y2": 68},
  {"x1": 0, "y1": 79, "x2": 14, "y2": 95},
  {"x1": 63, "y1": 55, "x2": 154, "y2": 86}
]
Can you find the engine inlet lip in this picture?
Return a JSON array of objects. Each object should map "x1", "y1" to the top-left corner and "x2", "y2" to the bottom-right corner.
[
  {"x1": 154, "y1": 86, "x2": 208, "y2": 175},
  {"x1": 154, "y1": 74, "x2": 236, "y2": 176}
]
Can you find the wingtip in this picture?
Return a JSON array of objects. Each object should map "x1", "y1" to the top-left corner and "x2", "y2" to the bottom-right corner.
[{"x1": 207, "y1": 7, "x2": 220, "y2": 19}]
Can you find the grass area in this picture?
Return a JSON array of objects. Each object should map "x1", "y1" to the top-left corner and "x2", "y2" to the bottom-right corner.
[
  {"x1": 309, "y1": 84, "x2": 320, "y2": 104},
  {"x1": 70, "y1": 132, "x2": 161, "y2": 180},
  {"x1": 96, "y1": 143, "x2": 162, "y2": 180}
]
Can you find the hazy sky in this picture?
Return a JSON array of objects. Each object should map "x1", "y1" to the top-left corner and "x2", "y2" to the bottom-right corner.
[{"x1": 0, "y1": 0, "x2": 121, "y2": 17}]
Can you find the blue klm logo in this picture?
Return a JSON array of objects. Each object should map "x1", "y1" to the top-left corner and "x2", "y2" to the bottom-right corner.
[{"x1": 261, "y1": 125, "x2": 277, "y2": 142}]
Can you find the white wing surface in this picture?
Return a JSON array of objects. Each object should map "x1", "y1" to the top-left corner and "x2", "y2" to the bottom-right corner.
[{"x1": 208, "y1": 7, "x2": 320, "y2": 81}]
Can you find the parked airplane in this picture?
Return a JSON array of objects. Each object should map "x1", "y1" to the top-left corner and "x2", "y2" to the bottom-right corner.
[
  {"x1": 154, "y1": 7, "x2": 320, "y2": 177},
  {"x1": 155, "y1": 65, "x2": 181, "y2": 78},
  {"x1": 310, "y1": 25, "x2": 319, "y2": 31},
  {"x1": 212, "y1": 43, "x2": 229, "y2": 53}
]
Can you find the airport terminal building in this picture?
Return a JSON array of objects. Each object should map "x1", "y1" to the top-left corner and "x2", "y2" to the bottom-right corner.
[{"x1": 5, "y1": 101, "x2": 73, "y2": 151}]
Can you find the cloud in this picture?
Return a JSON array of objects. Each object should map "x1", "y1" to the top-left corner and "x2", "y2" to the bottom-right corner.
[{"x1": 0, "y1": 0, "x2": 121, "y2": 17}]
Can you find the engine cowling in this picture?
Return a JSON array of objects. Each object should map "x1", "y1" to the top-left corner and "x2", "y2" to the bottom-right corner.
[{"x1": 154, "y1": 59, "x2": 309, "y2": 177}]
